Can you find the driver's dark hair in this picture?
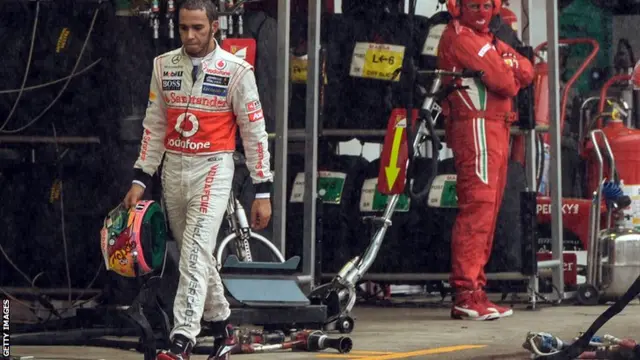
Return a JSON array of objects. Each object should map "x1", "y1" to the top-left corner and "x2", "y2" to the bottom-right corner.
[{"x1": 180, "y1": 0, "x2": 218, "y2": 24}]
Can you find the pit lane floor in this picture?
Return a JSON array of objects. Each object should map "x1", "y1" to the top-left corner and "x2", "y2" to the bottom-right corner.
[{"x1": 9, "y1": 300, "x2": 640, "y2": 360}]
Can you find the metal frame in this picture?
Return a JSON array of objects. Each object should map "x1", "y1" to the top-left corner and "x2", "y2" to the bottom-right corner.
[
  {"x1": 520, "y1": 0, "x2": 541, "y2": 306},
  {"x1": 272, "y1": 0, "x2": 567, "y2": 300},
  {"x1": 301, "y1": 0, "x2": 322, "y2": 291},
  {"x1": 272, "y1": 0, "x2": 290, "y2": 259},
  {"x1": 543, "y1": 0, "x2": 566, "y2": 301}
]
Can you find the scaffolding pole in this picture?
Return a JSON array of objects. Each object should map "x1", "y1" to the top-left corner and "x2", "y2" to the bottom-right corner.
[
  {"x1": 273, "y1": 0, "x2": 291, "y2": 257},
  {"x1": 300, "y1": 0, "x2": 322, "y2": 292},
  {"x1": 520, "y1": 0, "x2": 540, "y2": 308},
  {"x1": 545, "y1": 0, "x2": 566, "y2": 300}
]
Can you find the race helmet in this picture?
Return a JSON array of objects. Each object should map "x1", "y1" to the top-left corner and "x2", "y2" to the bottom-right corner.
[{"x1": 100, "y1": 200, "x2": 167, "y2": 278}]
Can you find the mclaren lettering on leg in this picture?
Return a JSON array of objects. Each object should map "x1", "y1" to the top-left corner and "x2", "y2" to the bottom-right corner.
[{"x1": 185, "y1": 217, "x2": 205, "y2": 325}]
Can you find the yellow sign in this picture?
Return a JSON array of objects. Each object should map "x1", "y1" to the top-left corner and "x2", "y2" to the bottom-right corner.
[
  {"x1": 350, "y1": 42, "x2": 406, "y2": 82},
  {"x1": 290, "y1": 54, "x2": 328, "y2": 85},
  {"x1": 291, "y1": 55, "x2": 308, "y2": 84},
  {"x1": 384, "y1": 115, "x2": 406, "y2": 190}
]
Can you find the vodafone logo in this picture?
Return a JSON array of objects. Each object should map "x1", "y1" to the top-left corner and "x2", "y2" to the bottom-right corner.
[
  {"x1": 215, "y1": 60, "x2": 227, "y2": 70},
  {"x1": 175, "y1": 112, "x2": 199, "y2": 138}
]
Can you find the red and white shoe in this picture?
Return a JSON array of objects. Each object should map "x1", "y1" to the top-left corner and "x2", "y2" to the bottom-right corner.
[
  {"x1": 451, "y1": 290, "x2": 500, "y2": 321},
  {"x1": 156, "y1": 350, "x2": 189, "y2": 360},
  {"x1": 475, "y1": 289, "x2": 514, "y2": 318},
  {"x1": 207, "y1": 323, "x2": 236, "y2": 360},
  {"x1": 156, "y1": 334, "x2": 192, "y2": 360}
]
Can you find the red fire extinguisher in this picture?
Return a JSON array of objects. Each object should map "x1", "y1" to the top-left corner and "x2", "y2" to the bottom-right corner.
[{"x1": 582, "y1": 73, "x2": 640, "y2": 229}]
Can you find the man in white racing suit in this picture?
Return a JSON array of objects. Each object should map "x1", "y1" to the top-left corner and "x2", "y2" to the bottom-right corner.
[{"x1": 123, "y1": 1, "x2": 273, "y2": 359}]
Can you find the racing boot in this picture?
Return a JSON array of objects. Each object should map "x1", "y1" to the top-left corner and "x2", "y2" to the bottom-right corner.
[
  {"x1": 206, "y1": 320, "x2": 236, "y2": 360},
  {"x1": 156, "y1": 334, "x2": 193, "y2": 360},
  {"x1": 451, "y1": 290, "x2": 500, "y2": 321},
  {"x1": 474, "y1": 289, "x2": 513, "y2": 318}
]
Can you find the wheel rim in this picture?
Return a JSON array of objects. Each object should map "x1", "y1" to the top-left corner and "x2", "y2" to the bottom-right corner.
[{"x1": 216, "y1": 233, "x2": 286, "y2": 264}]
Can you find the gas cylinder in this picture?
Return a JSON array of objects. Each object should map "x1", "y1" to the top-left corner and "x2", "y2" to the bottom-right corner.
[
  {"x1": 534, "y1": 61, "x2": 551, "y2": 143},
  {"x1": 598, "y1": 227, "x2": 640, "y2": 299},
  {"x1": 584, "y1": 120, "x2": 640, "y2": 230}
]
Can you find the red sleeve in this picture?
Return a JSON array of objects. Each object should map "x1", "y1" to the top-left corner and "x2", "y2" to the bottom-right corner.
[
  {"x1": 452, "y1": 31, "x2": 521, "y2": 98},
  {"x1": 633, "y1": 60, "x2": 640, "y2": 89},
  {"x1": 496, "y1": 40, "x2": 535, "y2": 88}
]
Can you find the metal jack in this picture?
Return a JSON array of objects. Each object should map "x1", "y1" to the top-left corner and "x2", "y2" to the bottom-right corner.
[
  {"x1": 167, "y1": 0, "x2": 175, "y2": 46},
  {"x1": 228, "y1": 0, "x2": 235, "y2": 37},
  {"x1": 219, "y1": 0, "x2": 229, "y2": 40},
  {"x1": 237, "y1": 1, "x2": 244, "y2": 35},
  {"x1": 308, "y1": 69, "x2": 484, "y2": 334},
  {"x1": 151, "y1": 0, "x2": 160, "y2": 41}
]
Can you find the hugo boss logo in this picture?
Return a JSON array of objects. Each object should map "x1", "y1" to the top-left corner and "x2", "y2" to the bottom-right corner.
[{"x1": 162, "y1": 79, "x2": 182, "y2": 91}]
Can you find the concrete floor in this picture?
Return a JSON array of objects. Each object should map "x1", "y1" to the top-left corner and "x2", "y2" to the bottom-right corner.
[{"x1": 8, "y1": 299, "x2": 640, "y2": 360}]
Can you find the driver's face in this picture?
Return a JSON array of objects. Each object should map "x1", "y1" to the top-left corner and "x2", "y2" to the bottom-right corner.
[{"x1": 178, "y1": 9, "x2": 218, "y2": 57}]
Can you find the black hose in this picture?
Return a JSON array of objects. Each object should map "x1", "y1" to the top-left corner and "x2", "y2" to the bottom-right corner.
[
  {"x1": 403, "y1": 0, "x2": 438, "y2": 203},
  {"x1": 536, "y1": 132, "x2": 545, "y2": 193},
  {"x1": 407, "y1": 110, "x2": 440, "y2": 202},
  {"x1": 545, "y1": 275, "x2": 640, "y2": 360}
]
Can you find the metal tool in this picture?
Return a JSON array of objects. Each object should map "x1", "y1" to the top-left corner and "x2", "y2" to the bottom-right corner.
[
  {"x1": 291, "y1": 329, "x2": 353, "y2": 354},
  {"x1": 167, "y1": 0, "x2": 176, "y2": 46},
  {"x1": 307, "y1": 69, "x2": 484, "y2": 333}
]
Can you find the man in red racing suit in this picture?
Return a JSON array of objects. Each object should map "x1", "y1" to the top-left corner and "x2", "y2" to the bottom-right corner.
[
  {"x1": 438, "y1": 0, "x2": 534, "y2": 321},
  {"x1": 123, "y1": 0, "x2": 273, "y2": 358}
]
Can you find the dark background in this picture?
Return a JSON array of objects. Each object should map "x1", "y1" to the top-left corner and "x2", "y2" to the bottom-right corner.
[{"x1": 0, "y1": 0, "x2": 554, "y2": 299}]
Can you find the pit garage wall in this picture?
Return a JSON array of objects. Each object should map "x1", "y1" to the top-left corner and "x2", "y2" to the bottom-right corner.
[
  {"x1": 336, "y1": 0, "x2": 638, "y2": 162},
  {"x1": 330, "y1": 0, "x2": 525, "y2": 295},
  {"x1": 334, "y1": 0, "x2": 533, "y2": 162},
  {"x1": 335, "y1": 0, "x2": 459, "y2": 162}
]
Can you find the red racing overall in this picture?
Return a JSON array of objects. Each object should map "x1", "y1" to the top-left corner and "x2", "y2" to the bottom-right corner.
[{"x1": 438, "y1": 0, "x2": 534, "y2": 320}]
